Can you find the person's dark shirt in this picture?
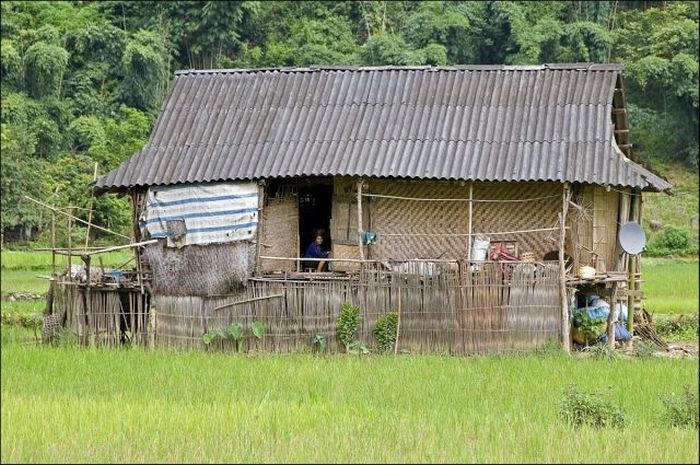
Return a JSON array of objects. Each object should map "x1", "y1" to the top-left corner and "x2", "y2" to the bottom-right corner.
[{"x1": 304, "y1": 242, "x2": 329, "y2": 259}]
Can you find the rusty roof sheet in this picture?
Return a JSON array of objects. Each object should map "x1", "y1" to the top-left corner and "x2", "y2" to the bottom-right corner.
[{"x1": 95, "y1": 64, "x2": 671, "y2": 193}]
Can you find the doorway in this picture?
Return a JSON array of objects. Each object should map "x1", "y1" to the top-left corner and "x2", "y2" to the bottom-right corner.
[{"x1": 298, "y1": 183, "x2": 333, "y2": 263}]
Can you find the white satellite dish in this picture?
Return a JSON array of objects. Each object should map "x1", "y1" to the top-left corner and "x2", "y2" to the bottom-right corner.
[{"x1": 618, "y1": 222, "x2": 646, "y2": 255}]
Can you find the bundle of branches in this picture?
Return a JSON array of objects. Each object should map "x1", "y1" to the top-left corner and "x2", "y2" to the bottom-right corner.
[{"x1": 634, "y1": 309, "x2": 669, "y2": 351}]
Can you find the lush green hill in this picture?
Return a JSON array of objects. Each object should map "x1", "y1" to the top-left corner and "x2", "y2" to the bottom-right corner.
[{"x1": 643, "y1": 165, "x2": 699, "y2": 256}]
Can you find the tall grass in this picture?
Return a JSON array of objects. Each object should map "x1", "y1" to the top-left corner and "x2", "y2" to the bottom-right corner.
[{"x1": 1, "y1": 339, "x2": 697, "y2": 463}]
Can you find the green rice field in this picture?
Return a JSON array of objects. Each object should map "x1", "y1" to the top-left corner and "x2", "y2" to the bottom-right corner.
[
  {"x1": 1, "y1": 251, "x2": 697, "y2": 463},
  {"x1": 1, "y1": 327, "x2": 698, "y2": 463},
  {"x1": 641, "y1": 258, "x2": 698, "y2": 314}
]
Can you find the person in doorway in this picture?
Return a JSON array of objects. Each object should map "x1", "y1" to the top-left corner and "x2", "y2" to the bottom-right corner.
[{"x1": 304, "y1": 231, "x2": 329, "y2": 272}]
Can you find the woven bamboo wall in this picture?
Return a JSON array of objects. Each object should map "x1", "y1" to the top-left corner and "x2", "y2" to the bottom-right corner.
[
  {"x1": 331, "y1": 177, "x2": 370, "y2": 244},
  {"x1": 260, "y1": 192, "x2": 299, "y2": 272},
  {"x1": 591, "y1": 186, "x2": 620, "y2": 272},
  {"x1": 362, "y1": 179, "x2": 561, "y2": 261}
]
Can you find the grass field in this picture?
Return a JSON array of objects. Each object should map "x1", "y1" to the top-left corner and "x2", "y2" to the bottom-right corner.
[
  {"x1": 1, "y1": 327, "x2": 697, "y2": 463},
  {"x1": 642, "y1": 259, "x2": 699, "y2": 314}
]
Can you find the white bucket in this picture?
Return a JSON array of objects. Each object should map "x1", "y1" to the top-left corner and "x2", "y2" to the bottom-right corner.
[{"x1": 470, "y1": 235, "x2": 490, "y2": 262}]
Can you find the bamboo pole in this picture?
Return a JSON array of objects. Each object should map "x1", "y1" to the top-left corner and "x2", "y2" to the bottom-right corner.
[
  {"x1": 255, "y1": 180, "x2": 266, "y2": 275},
  {"x1": 361, "y1": 193, "x2": 560, "y2": 203},
  {"x1": 51, "y1": 212, "x2": 56, "y2": 276},
  {"x1": 257, "y1": 256, "x2": 463, "y2": 264},
  {"x1": 213, "y1": 293, "x2": 284, "y2": 311},
  {"x1": 24, "y1": 195, "x2": 130, "y2": 239},
  {"x1": 559, "y1": 183, "x2": 571, "y2": 353},
  {"x1": 357, "y1": 178, "x2": 364, "y2": 261},
  {"x1": 606, "y1": 283, "x2": 617, "y2": 348},
  {"x1": 67, "y1": 210, "x2": 73, "y2": 282},
  {"x1": 84, "y1": 162, "x2": 99, "y2": 250},
  {"x1": 467, "y1": 182, "x2": 473, "y2": 260},
  {"x1": 82, "y1": 239, "x2": 158, "y2": 256},
  {"x1": 377, "y1": 227, "x2": 568, "y2": 237},
  {"x1": 627, "y1": 191, "x2": 641, "y2": 334},
  {"x1": 394, "y1": 276, "x2": 402, "y2": 355}
]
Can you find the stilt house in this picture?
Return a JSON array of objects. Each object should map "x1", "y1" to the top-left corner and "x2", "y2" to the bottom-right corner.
[{"x1": 52, "y1": 63, "x2": 672, "y2": 353}]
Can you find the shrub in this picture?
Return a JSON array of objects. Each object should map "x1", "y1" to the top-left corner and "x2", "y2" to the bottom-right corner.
[
  {"x1": 336, "y1": 302, "x2": 361, "y2": 352},
  {"x1": 658, "y1": 225, "x2": 690, "y2": 250},
  {"x1": 559, "y1": 383, "x2": 626, "y2": 428},
  {"x1": 654, "y1": 313, "x2": 699, "y2": 341},
  {"x1": 373, "y1": 312, "x2": 398, "y2": 353},
  {"x1": 659, "y1": 385, "x2": 699, "y2": 428}
]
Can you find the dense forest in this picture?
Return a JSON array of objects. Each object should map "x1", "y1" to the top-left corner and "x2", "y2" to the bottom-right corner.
[{"x1": 1, "y1": 1, "x2": 698, "y2": 244}]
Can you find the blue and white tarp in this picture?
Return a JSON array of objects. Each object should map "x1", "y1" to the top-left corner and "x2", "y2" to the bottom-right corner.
[{"x1": 141, "y1": 182, "x2": 258, "y2": 247}]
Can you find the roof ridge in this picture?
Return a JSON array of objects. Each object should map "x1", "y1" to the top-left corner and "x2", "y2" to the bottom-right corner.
[{"x1": 174, "y1": 63, "x2": 624, "y2": 76}]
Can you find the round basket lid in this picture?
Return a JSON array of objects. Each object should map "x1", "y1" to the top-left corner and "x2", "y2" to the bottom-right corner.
[{"x1": 618, "y1": 222, "x2": 646, "y2": 255}]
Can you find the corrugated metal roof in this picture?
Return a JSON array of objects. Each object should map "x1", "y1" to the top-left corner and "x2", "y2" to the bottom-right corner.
[{"x1": 95, "y1": 64, "x2": 672, "y2": 193}]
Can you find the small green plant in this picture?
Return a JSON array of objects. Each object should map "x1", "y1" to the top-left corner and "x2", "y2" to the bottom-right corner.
[
  {"x1": 336, "y1": 302, "x2": 361, "y2": 353},
  {"x1": 311, "y1": 334, "x2": 327, "y2": 352},
  {"x1": 658, "y1": 384, "x2": 699, "y2": 428},
  {"x1": 202, "y1": 329, "x2": 227, "y2": 346},
  {"x1": 373, "y1": 312, "x2": 398, "y2": 353},
  {"x1": 251, "y1": 321, "x2": 265, "y2": 340},
  {"x1": 658, "y1": 225, "x2": 690, "y2": 250},
  {"x1": 228, "y1": 322, "x2": 244, "y2": 352},
  {"x1": 559, "y1": 383, "x2": 626, "y2": 428},
  {"x1": 202, "y1": 322, "x2": 245, "y2": 352}
]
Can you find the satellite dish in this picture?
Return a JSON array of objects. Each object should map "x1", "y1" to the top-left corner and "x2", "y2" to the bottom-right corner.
[{"x1": 618, "y1": 222, "x2": 646, "y2": 255}]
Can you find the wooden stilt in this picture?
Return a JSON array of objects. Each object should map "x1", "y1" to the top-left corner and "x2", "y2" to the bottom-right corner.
[
  {"x1": 357, "y1": 178, "x2": 364, "y2": 261},
  {"x1": 559, "y1": 183, "x2": 571, "y2": 353},
  {"x1": 467, "y1": 182, "x2": 473, "y2": 260}
]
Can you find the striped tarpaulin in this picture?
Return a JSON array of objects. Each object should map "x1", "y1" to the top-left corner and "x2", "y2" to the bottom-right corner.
[{"x1": 141, "y1": 182, "x2": 258, "y2": 247}]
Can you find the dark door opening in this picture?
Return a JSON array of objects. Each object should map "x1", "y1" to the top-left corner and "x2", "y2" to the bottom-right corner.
[{"x1": 298, "y1": 183, "x2": 333, "y2": 269}]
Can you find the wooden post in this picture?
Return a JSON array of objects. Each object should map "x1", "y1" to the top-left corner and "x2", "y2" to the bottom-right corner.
[
  {"x1": 357, "y1": 178, "x2": 365, "y2": 261},
  {"x1": 627, "y1": 253, "x2": 635, "y2": 334},
  {"x1": 394, "y1": 275, "x2": 402, "y2": 355},
  {"x1": 559, "y1": 183, "x2": 571, "y2": 353},
  {"x1": 255, "y1": 180, "x2": 266, "y2": 276},
  {"x1": 607, "y1": 283, "x2": 617, "y2": 348},
  {"x1": 51, "y1": 212, "x2": 56, "y2": 276},
  {"x1": 467, "y1": 182, "x2": 473, "y2": 260},
  {"x1": 149, "y1": 304, "x2": 156, "y2": 349},
  {"x1": 627, "y1": 190, "x2": 641, "y2": 334},
  {"x1": 67, "y1": 210, "x2": 73, "y2": 282},
  {"x1": 84, "y1": 163, "x2": 99, "y2": 250},
  {"x1": 82, "y1": 254, "x2": 94, "y2": 346}
]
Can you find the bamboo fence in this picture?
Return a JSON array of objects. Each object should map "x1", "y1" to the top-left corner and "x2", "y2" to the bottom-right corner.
[{"x1": 149, "y1": 260, "x2": 561, "y2": 354}]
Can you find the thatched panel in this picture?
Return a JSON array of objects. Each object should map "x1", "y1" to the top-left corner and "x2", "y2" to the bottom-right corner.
[{"x1": 143, "y1": 241, "x2": 255, "y2": 296}]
